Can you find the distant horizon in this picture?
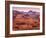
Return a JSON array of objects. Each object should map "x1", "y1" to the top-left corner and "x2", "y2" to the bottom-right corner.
[
  {"x1": 13, "y1": 9, "x2": 40, "y2": 12},
  {"x1": 13, "y1": 9, "x2": 40, "y2": 15},
  {"x1": 13, "y1": 7, "x2": 40, "y2": 12}
]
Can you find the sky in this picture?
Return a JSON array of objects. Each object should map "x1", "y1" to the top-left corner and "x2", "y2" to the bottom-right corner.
[{"x1": 13, "y1": 7, "x2": 40, "y2": 12}]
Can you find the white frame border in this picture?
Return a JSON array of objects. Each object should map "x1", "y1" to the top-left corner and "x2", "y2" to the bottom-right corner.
[{"x1": 10, "y1": 4, "x2": 43, "y2": 34}]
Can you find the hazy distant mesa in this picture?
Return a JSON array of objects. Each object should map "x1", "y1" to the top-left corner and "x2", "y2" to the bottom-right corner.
[{"x1": 13, "y1": 10, "x2": 40, "y2": 19}]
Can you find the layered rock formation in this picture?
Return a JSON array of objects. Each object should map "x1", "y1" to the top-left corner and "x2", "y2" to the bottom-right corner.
[{"x1": 13, "y1": 10, "x2": 40, "y2": 31}]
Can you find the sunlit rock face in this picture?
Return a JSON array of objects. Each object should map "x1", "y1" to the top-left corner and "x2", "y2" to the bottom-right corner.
[{"x1": 13, "y1": 10, "x2": 40, "y2": 31}]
